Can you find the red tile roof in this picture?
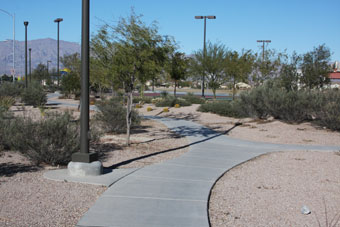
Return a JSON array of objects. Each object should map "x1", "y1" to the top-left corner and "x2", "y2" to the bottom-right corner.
[{"x1": 329, "y1": 72, "x2": 340, "y2": 79}]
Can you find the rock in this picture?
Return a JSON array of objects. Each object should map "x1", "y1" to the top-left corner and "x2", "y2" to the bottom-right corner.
[{"x1": 301, "y1": 205, "x2": 311, "y2": 215}]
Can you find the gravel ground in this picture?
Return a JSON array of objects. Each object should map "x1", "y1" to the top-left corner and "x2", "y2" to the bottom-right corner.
[
  {"x1": 139, "y1": 104, "x2": 340, "y2": 226},
  {"x1": 209, "y1": 151, "x2": 340, "y2": 227},
  {"x1": 2, "y1": 100, "x2": 340, "y2": 226},
  {"x1": 0, "y1": 107, "x2": 189, "y2": 226}
]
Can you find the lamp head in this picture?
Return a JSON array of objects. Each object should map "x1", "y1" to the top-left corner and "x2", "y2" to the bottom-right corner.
[
  {"x1": 54, "y1": 18, "x2": 63, "y2": 23},
  {"x1": 24, "y1": 21, "x2": 29, "y2": 26}
]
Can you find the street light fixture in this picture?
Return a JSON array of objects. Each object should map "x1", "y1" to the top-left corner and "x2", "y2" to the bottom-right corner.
[
  {"x1": 0, "y1": 9, "x2": 15, "y2": 83},
  {"x1": 54, "y1": 18, "x2": 63, "y2": 87},
  {"x1": 195, "y1": 15, "x2": 216, "y2": 98},
  {"x1": 24, "y1": 21, "x2": 29, "y2": 88}
]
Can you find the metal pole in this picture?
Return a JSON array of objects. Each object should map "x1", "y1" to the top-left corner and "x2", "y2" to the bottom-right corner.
[
  {"x1": 57, "y1": 22, "x2": 60, "y2": 86},
  {"x1": 0, "y1": 9, "x2": 15, "y2": 82},
  {"x1": 29, "y1": 48, "x2": 31, "y2": 82},
  {"x1": 13, "y1": 13, "x2": 15, "y2": 83},
  {"x1": 72, "y1": 0, "x2": 97, "y2": 163},
  {"x1": 24, "y1": 21, "x2": 28, "y2": 88},
  {"x1": 202, "y1": 17, "x2": 207, "y2": 98}
]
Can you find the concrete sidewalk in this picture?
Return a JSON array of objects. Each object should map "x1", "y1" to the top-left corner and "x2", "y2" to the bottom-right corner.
[{"x1": 76, "y1": 116, "x2": 338, "y2": 227}]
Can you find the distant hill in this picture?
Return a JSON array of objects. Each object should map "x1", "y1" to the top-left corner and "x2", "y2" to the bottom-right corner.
[{"x1": 0, "y1": 38, "x2": 80, "y2": 76}]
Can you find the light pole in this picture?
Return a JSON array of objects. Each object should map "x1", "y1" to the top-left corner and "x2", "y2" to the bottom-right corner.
[
  {"x1": 29, "y1": 48, "x2": 32, "y2": 82},
  {"x1": 24, "y1": 21, "x2": 29, "y2": 88},
  {"x1": 195, "y1": 15, "x2": 216, "y2": 98},
  {"x1": 47, "y1": 60, "x2": 51, "y2": 82},
  {"x1": 257, "y1": 40, "x2": 271, "y2": 61},
  {"x1": 54, "y1": 18, "x2": 63, "y2": 87},
  {"x1": 0, "y1": 9, "x2": 15, "y2": 83},
  {"x1": 71, "y1": 0, "x2": 98, "y2": 164}
]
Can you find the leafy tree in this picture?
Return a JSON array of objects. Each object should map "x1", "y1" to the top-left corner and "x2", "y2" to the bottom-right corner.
[
  {"x1": 224, "y1": 50, "x2": 255, "y2": 100},
  {"x1": 252, "y1": 49, "x2": 283, "y2": 86},
  {"x1": 60, "y1": 53, "x2": 81, "y2": 77},
  {"x1": 32, "y1": 63, "x2": 48, "y2": 83},
  {"x1": 300, "y1": 44, "x2": 331, "y2": 89},
  {"x1": 60, "y1": 53, "x2": 81, "y2": 97},
  {"x1": 96, "y1": 11, "x2": 173, "y2": 145},
  {"x1": 277, "y1": 52, "x2": 301, "y2": 91},
  {"x1": 168, "y1": 51, "x2": 189, "y2": 96},
  {"x1": 90, "y1": 28, "x2": 116, "y2": 95},
  {"x1": 191, "y1": 42, "x2": 227, "y2": 99}
]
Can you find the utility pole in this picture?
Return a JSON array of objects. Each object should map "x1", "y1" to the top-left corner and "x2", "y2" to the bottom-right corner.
[{"x1": 257, "y1": 40, "x2": 271, "y2": 61}]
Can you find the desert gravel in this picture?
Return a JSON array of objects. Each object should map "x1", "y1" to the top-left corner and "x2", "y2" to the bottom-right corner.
[{"x1": 2, "y1": 101, "x2": 340, "y2": 226}]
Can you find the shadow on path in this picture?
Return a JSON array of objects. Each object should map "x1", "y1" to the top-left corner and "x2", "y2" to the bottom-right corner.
[{"x1": 106, "y1": 123, "x2": 240, "y2": 169}]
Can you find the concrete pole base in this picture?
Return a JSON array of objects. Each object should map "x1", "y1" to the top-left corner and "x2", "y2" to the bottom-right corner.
[{"x1": 68, "y1": 161, "x2": 103, "y2": 177}]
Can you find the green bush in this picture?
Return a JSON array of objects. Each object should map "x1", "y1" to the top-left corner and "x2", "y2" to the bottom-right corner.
[
  {"x1": 182, "y1": 93, "x2": 206, "y2": 104},
  {"x1": 0, "y1": 108, "x2": 15, "y2": 150},
  {"x1": 95, "y1": 98, "x2": 141, "y2": 133},
  {"x1": 0, "y1": 82, "x2": 23, "y2": 97},
  {"x1": 155, "y1": 96, "x2": 191, "y2": 107},
  {"x1": 6, "y1": 112, "x2": 81, "y2": 165},
  {"x1": 314, "y1": 89, "x2": 340, "y2": 130},
  {"x1": 198, "y1": 100, "x2": 247, "y2": 118},
  {"x1": 21, "y1": 81, "x2": 47, "y2": 107},
  {"x1": 0, "y1": 96, "x2": 16, "y2": 110},
  {"x1": 133, "y1": 96, "x2": 152, "y2": 104}
]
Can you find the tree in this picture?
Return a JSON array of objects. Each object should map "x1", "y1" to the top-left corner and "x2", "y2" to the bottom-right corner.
[
  {"x1": 300, "y1": 44, "x2": 331, "y2": 89},
  {"x1": 224, "y1": 50, "x2": 255, "y2": 100},
  {"x1": 168, "y1": 51, "x2": 188, "y2": 96},
  {"x1": 60, "y1": 53, "x2": 81, "y2": 77},
  {"x1": 60, "y1": 53, "x2": 81, "y2": 97},
  {"x1": 96, "y1": 11, "x2": 173, "y2": 145},
  {"x1": 191, "y1": 42, "x2": 227, "y2": 99},
  {"x1": 32, "y1": 63, "x2": 48, "y2": 83},
  {"x1": 277, "y1": 52, "x2": 301, "y2": 91},
  {"x1": 252, "y1": 49, "x2": 283, "y2": 86}
]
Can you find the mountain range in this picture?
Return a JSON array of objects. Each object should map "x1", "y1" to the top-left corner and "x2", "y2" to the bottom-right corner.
[{"x1": 0, "y1": 38, "x2": 80, "y2": 76}]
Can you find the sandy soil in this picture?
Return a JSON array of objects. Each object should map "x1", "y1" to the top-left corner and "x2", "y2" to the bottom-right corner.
[
  {"x1": 1, "y1": 102, "x2": 189, "y2": 227},
  {"x1": 139, "y1": 104, "x2": 340, "y2": 227},
  {"x1": 2, "y1": 99, "x2": 340, "y2": 226}
]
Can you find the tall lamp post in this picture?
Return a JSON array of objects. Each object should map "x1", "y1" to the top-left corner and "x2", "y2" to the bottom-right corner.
[
  {"x1": 47, "y1": 60, "x2": 51, "y2": 82},
  {"x1": 195, "y1": 15, "x2": 216, "y2": 98},
  {"x1": 0, "y1": 9, "x2": 15, "y2": 83},
  {"x1": 29, "y1": 48, "x2": 32, "y2": 82},
  {"x1": 71, "y1": 0, "x2": 99, "y2": 165},
  {"x1": 54, "y1": 18, "x2": 63, "y2": 87},
  {"x1": 24, "y1": 21, "x2": 29, "y2": 88}
]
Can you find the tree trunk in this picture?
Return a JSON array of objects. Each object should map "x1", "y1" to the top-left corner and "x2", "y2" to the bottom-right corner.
[
  {"x1": 174, "y1": 81, "x2": 177, "y2": 97},
  {"x1": 126, "y1": 91, "x2": 133, "y2": 146},
  {"x1": 213, "y1": 88, "x2": 216, "y2": 99},
  {"x1": 232, "y1": 76, "x2": 236, "y2": 101},
  {"x1": 140, "y1": 83, "x2": 145, "y2": 98},
  {"x1": 152, "y1": 79, "x2": 155, "y2": 92}
]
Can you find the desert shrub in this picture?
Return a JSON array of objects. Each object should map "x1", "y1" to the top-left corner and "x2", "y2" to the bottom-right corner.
[
  {"x1": 182, "y1": 93, "x2": 206, "y2": 104},
  {"x1": 160, "y1": 90, "x2": 169, "y2": 98},
  {"x1": 8, "y1": 112, "x2": 80, "y2": 165},
  {"x1": 0, "y1": 82, "x2": 23, "y2": 97},
  {"x1": 0, "y1": 108, "x2": 16, "y2": 150},
  {"x1": 133, "y1": 96, "x2": 152, "y2": 104},
  {"x1": 198, "y1": 100, "x2": 247, "y2": 118},
  {"x1": 0, "y1": 96, "x2": 16, "y2": 111},
  {"x1": 21, "y1": 81, "x2": 47, "y2": 107},
  {"x1": 314, "y1": 89, "x2": 340, "y2": 130},
  {"x1": 95, "y1": 98, "x2": 141, "y2": 133},
  {"x1": 155, "y1": 96, "x2": 191, "y2": 107}
]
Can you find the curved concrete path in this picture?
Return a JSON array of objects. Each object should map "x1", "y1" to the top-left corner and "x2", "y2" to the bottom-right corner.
[{"x1": 76, "y1": 116, "x2": 339, "y2": 227}]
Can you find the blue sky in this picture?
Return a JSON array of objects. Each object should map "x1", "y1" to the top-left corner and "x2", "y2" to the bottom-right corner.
[{"x1": 1, "y1": 0, "x2": 340, "y2": 60}]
